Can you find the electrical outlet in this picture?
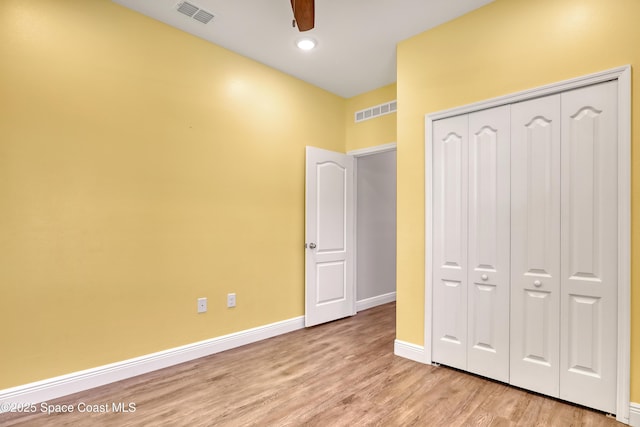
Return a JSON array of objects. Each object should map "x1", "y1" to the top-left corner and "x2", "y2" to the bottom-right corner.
[
  {"x1": 227, "y1": 293, "x2": 236, "y2": 308},
  {"x1": 197, "y1": 297, "x2": 207, "y2": 313}
]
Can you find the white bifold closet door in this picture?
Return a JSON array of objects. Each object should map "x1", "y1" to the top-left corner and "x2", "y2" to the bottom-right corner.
[
  {"x1": 433, "y1": 80, "x2": 618, "y2": 414},
  {"x1": 510, "y1": 94, "x2": 562, "y2": 396},
  {"x1": 559, "y1": 81, "x2": 618, "y2": 414},
  {"x1": 432, "y1": 114, "x2": 468, "y2": 371},
  {"x1": 467, "y1": 106, "x2": 510, "y2": 382},
  {"x1": 432, "y1": 106, "x2": 510, "y2": 383},
  {"x1": 510, "y1": 81, "x2": 618, "y2": 413}
]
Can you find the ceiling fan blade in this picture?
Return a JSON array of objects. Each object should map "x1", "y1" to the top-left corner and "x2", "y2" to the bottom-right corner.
[{"x1": 291, "y1": 0, "x2": 314, "y2": 31}]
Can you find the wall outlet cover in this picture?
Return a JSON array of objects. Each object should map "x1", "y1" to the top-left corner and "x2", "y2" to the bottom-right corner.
[
  {"x1": 197, "y1": 297, "x2": 207, "y2": 313},
  {"x1": 227, "y1": 293, "x2": 236, "y2": 308}
]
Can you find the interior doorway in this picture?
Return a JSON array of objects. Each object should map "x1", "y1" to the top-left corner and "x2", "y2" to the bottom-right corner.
[
  {"x1": 304, "y1": 143, "x2": 397, "y2": 326},
  {"x1": 351, "y1": 144, "x2": 397, "y2": 312}
]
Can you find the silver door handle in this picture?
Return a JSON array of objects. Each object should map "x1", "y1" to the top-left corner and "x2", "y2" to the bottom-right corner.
[{"x1": 308, "y1": 243, "x2": 317, "y2": 249}]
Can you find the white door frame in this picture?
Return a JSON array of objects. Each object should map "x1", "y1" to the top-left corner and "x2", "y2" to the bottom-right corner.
[
  {"x1": 424, "y1": 66, "x2": 631, "y2": 423},
  {"x1": 348, "y1": 142, "x2": 397, "y2": 312}
]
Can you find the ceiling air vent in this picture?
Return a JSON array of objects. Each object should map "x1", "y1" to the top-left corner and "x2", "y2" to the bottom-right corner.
[
  {"x1": 355, "y1": 100, "x2": 397, "y2": 123},
  {"x1": 176, "y1": 1, "x2": 214, "y2": 24},
  {"x1": 193, "y1": 9, "x2": 214, "y2": 24}
]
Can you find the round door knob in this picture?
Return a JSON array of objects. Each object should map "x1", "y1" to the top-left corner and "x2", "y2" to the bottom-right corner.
[
  {"x1": 481, "y1": 274, "x2": 488, "y2": 281},
  {"x1": 534, "y1": 280, "x2": 542, "y2": 287},
  {"x1": 308, "y1": 242, "x2": 317, "y2": 249}
]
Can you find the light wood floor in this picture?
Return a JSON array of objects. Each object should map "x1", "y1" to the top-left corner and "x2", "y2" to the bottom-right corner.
[{"x1": 0, "y1": 302, "x2": 622, "y2": 426}]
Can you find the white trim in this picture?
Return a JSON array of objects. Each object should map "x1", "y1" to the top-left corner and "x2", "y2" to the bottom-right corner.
[
  {"x1": 353, "y1": 155, "x2": 359, "y2": 317},
  {"x1": 616, "y1": 65, "x2": 632, "y2": 425},
  {"x1": 424, "y1": 116, "x2": 434, "y2": 365},
  {"x1": 394, "y1": 340, "x2": 427, "y2": 364},
  {"x1": 423, "y1": 65, "x2": 631, "y2": 423},
  {"x1": 629, "y1": 403, "x2": 640, "y2": 427},
  {"x1": 0, "y1": 316, "x2": 305, "y2": 410},
  {"x1": 348, "y1": 142, "x2": 397, "y2": 157},
  {"x1": 357, "y1": 292, "x2": 396, "y2": 312}
]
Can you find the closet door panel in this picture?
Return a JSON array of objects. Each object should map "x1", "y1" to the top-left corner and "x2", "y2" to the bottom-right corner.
[
  {"x1": 510, "y1": 95, "x2": 561, "y2": 397},
  {"x1": 467, "y1": 105, "x2": 510, "y2": 382},
  {"x1": 432, "y1": 115, "x2": 468, "y2": 369},
  {"x1": 560, "y1": 80, "x2": 618, "y2": 414}
]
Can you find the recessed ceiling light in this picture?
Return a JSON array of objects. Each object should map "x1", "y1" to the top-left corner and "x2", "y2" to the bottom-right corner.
[{"x1": 296, "y1": 37, "x2": 317, "y2": 51}]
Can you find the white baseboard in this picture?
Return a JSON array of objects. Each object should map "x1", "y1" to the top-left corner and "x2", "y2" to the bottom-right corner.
[
  {"x1": 394, "y1": 339, "x2": 427, "y2": 364},
  {"x1": 356, "y1": 292, "x2": 396, "y2": 312},
  {"x1": 0, "y1": 316, "x2": 305, "y2": 410},
  {"x1": 628, "y1": 402, "x2": 640, "y2": 426}
]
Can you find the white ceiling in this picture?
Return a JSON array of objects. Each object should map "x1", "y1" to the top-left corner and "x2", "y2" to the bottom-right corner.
[{"x1": 112, "y1": 0, "x2": 494, "y2": 98}]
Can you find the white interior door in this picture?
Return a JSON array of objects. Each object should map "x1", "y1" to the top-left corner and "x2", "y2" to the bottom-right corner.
[
  {"x1": 560, "y1": 81, "x2": 618, "y2": 413},
  {"x1": 510, "y1": 94, "x2": 561, "y2": 396},
  {"x1": 432, "y1": 114, "x2": 469, "y2": 370},
  {"x1": 466, "y1": 106, "x2": 510, "y2": 382},
  {"x1": 305, "y1": 146, "x2": 355, "y2": 327}
]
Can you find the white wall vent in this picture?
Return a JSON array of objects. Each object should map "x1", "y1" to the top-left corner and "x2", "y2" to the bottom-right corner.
[
  {"x1": 355, "y1": 100, "x2": 397, "y2": 123},
  {"x1": 176, "y1": 1, "x2": 215, "y2": 24}
]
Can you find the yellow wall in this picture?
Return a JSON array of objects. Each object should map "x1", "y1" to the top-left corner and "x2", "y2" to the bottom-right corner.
[
  {"x1": 345, "y1": 83, "x2": 397, "y2": 152},
  {"x1": 6, "y1": 0, "x2": 636, "y2": 404},
  {"x1": 396, "y1": 0, "x2": 640, "y2": 400},
  {"x1": 0, "y1": 0, "x2": 346, "y2": 388}
]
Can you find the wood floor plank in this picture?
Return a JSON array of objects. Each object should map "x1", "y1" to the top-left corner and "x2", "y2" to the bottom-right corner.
[{"x1": 0, "y1": 303, "x2": 623, "y2": 426}]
